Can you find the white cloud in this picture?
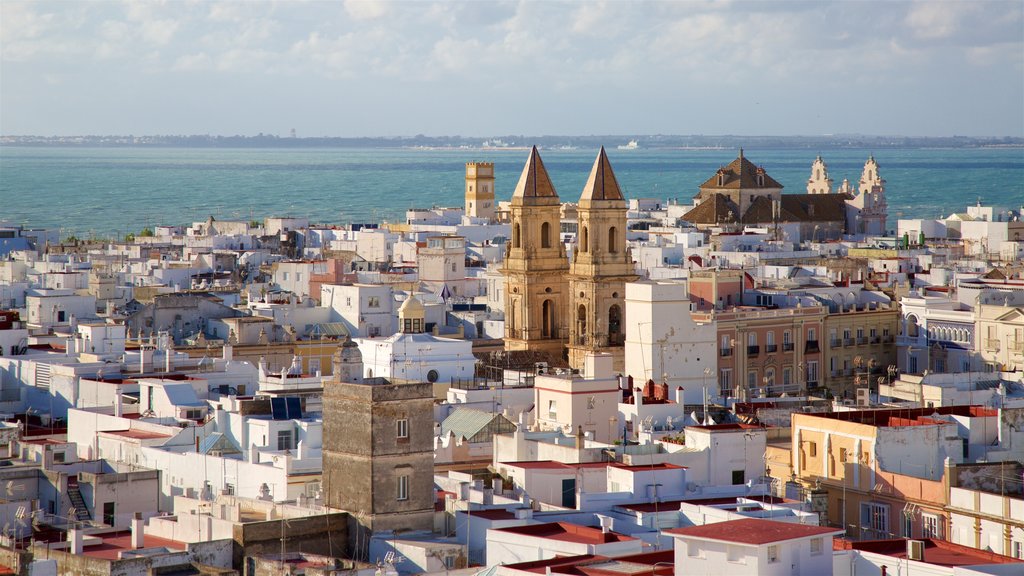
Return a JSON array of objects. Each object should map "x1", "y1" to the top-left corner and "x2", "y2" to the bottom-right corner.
[{"x1": 343, "y1": 0, "x2": 389, "y2": 21}]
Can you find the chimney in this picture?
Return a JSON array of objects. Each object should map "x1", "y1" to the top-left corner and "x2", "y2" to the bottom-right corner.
[
  {"x1": 635, "y1": 388, "x2": 643, "y2": 407},
  {"x1": 598, "y1": 515, "x2": 612, "y2": 534},
  {"x1": 675, "y1": 386, "x2": 685, "y2": 404},
  {"x1": 69, "y1": 528, "x2": 83, "y2": 555},
  {"x1": 222, "y1": 343, "x2": 233, "y2": 361},
  {"x1": 658, "y1": 382, "x2": 669, "y2": 401},
  {"x1": 131, "y1": 512, "x2": 144, "y2": 549},
  {"x1": 114, "y1": 393, "x2": 123, "y2": 418}
]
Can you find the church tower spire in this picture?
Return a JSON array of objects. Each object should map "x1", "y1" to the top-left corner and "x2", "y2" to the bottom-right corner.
[
  {"x1": 568, "y1": 147, "x2": 638, "y2": 372},
  {"x1": 806, "y1": 154, "x2": 834, "y2": 194},
  {"x1": 502, "y1": 146, "x2": 569, "y2": 358}
]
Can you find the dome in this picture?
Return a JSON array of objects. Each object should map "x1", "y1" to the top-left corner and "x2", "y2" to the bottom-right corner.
[
  {"x1": 399, "y1": 294, "x2": 425, "y2": 315},
  {"x1": 398, "y1": 294, "x2": 426, "y2": 334}
]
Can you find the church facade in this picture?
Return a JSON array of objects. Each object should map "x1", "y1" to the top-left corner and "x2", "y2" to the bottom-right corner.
[{"x1": 502, "y1": 146, "x2": 636, "y2": 372}]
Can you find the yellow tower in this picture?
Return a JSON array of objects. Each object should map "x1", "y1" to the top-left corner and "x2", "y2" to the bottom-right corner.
[
  {"x1": 465, "y1": 162, "x2": 496, "y2": 222},
  {"x1": 502, "y1": 147, "x2": 569, "y2": 359},
  {"x1": 568, "y1": 147, "x2": 638, "y2": 372}
]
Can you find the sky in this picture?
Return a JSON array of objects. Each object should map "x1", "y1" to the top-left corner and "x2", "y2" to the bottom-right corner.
[{"x1": 2, "y1": 0, "x2": 1022, "y2": 138}]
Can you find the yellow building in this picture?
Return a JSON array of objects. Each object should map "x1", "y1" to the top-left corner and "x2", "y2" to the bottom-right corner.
[
  {"x1": 465, "y1": 162, "x2": 496, "y2": 222},
  {"x1": 567, "y1": 147, "x2": 638, "y2": 372},
  {"x1": 503, "y1": 147, "x2": 569, "y2": 359},
  {"x1": 822, "y1": 303, "x2": 899, "y2": 398},
  {"x1": 976, "y1": 302, "x2": 1024, "y2": 372},
  {"x1": 790, "y1": 406, "x2": 993, "y2": 540}
]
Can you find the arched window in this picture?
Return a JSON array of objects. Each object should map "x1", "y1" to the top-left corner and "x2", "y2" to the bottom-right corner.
[
  {"x1": 541, "y1": 222, "x2": 551, "y2": 249},
  {"x1": 513, "y1": 223, "x2": 521, "y2": 248},
  {"x1": 577, "y1": 305, "x2": 587, "y2": 345},
  {"x1": 608, "y1": 226, "x2": 617, "y2": 253},
  {"x1": 907, "y1": 316, "x2": 919, "y2": 337},
  {"x1": 542, "y1": 300, "x2": 554, "y2": 338},
  {"x1": 581, "y1": 226, "x2": 588, "y2": 252},
  {"x1": 608, "y1": 305, "x2": 622, "y2": 341}
]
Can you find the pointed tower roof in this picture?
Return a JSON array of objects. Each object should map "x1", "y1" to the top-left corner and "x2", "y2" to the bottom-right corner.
[
  {"x1": 512, "y1": 146, "x2": 558, "y2": 200},
  {"x1": 579, "y1": 146, "x2": 624, "y2": 202}
]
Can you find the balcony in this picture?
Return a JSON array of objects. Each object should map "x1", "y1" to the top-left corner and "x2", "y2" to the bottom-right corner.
[
  {"x1": 884, "y1": 335, "x2": 894, "y2": 343},
  {"x1": 857, "y1": 337, "x2": 868, "y2": 345},
  {"x1": 807, "y1": 380, "x2": 820, "y2": 388},
  {"x1": 1011, "y1": 340, "x2": 1024, "y2": 355},
  {"x1": 783, "y1": 342, "x2": 795, "y2": 352},
  {"x1": 747, "y1": 345, "x2": 760, "y2": 357},
  {"x1": 766, "y1": 344, "x2": 778, "y2": 353},
  {"x1": 870, "y1": 336, "x2": 881, "y2": 344},
  {"x1": 830, "y1": 338, "x2": 842, "y2": 348},
  {"x1": 984, "y1": 338, "x2": 1000, "y2": 351},
  {"x1": 844, "y1": 338, "x2": 854, "y2": 347},
  {"x1": 806, "y1": 341, "x2": 820, "y2": 353},
  {"x1": 720, "y1": 348, "x2": 734, "y2": 357}
]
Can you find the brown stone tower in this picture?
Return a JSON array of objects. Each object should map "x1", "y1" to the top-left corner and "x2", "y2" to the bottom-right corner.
[
  {"x1": 502, "y1": 146, "x2": 569, "y2": 359},
  {"x1": 568, "y1": 147, "x2": 638, "y2": 372},
  {"x1": 322, "y1": 338, "x2": 434, "y2": 556}
]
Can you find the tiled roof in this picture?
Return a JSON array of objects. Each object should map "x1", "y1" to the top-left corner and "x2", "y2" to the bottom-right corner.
[
  {"x1": 580, "y1": 147, "x2": 624, "y2": 202},
  {"x1": 835, "y1": 538, "x2": 1024, "y2": 567},
  {"x1": 699, "y1": 151, "x2": 783, "y2": 191},
  {"x1": 440, "y1": 407, "x2": 513, "y2": 441},
  {"x1": 495, "y1": 522, "x2": 636, "y2": 544},
  {"x1": 665, "y1": 518, "x2": 842, "y2": 545},
  {"x1": 512, "y1": 146, "x2": 559, "y2": 200},
  {"x1": 682, "y1": 193, "x2": 740, "y2": 224}
]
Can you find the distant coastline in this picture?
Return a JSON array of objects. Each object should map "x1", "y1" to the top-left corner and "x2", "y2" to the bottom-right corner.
[{"x1": 2, "y1": 134, "x2": 1022, "y2": 150}]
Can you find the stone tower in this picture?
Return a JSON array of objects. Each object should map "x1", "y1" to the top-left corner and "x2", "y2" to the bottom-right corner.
[
  {"x1": 331, "y1": 334, "x2": 363, "y2": 383},
  {"x1": 502, "y1": 146, "x2": 569, "y2": 359},
  {"x1": 806, "y1": 155, "x2": 834, "y2": 194},
  {"x1": 568, "y1": 147, "x2": 638, "y2": 372},
  {"x1": 322, "y1": 332, "x2": 434, "y2": 554},
  {"x1": 465, "y1": 162, "x2": 496, "y2": 221}
]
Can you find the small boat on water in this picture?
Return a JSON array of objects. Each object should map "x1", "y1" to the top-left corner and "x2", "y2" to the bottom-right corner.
[{"x1": 617, "y1": 139, "x2": 639, "y2": 150}]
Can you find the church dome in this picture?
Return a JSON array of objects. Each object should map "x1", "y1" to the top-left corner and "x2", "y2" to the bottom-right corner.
[
  {"x1": 399, "y1": 294, "x2": 425, "y2": 316},
  {"x1": 398, "y1": 294, "x2": 426, "y2": 334}
]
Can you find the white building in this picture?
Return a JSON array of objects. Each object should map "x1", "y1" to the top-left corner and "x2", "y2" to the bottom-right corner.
[
  {"x1": 356, "y1": 295, "x2": 475, "y2": 383},
  {"x1": 667, "y1": 518, "x2": 843, "y2": 576},
  {"x1": 321, "y1": 283, "x2": 395, "y2": 337},
  {"x1": 625, "y1": 280, "x2": 717, "y2": 405}
]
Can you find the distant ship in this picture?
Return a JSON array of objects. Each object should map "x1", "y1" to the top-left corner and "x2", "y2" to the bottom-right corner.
[{"x1": 617, "y1": 139, "x2": 639, "y2": 150}]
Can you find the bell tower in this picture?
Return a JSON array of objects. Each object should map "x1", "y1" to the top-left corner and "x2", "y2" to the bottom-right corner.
[
  {"x1": 568, "y1": 147, "x2": 638, "y2": 372},
  {"x1": 502, "y1": 146, "x2": 568, "y2": 359},
  {"x1": 806, "y1": 155, "x2": 833, "y2": 194},
  {"x1": 465, "y1": 162, "x2": 496, "y2": 222}
]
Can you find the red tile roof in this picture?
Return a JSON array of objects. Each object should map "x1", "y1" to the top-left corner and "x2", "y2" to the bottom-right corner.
[
  {"x1": 609, "y1": 463, "x2": 686, "y2": 471},
  {"x1": 462, "y1": 509, "x2": 517, "y2": 520},
  {"x1": 100, "y1": 429, "x2": 172, "y2": 440},
  {"x1": 79, "y1": 530, "x2": 186, "y2": 560},
  {"x1": 495, "y1": 522, "x2": 635, "y2": 545},
  {"x1": 665, "y1": 518, "x2": 842, "y2": 545},
  {"x1": 835, "y1": 538, "x2": 1024, "y2": 567}
]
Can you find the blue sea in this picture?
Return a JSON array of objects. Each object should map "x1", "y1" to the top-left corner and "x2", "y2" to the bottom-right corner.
[{"x1": 1, "y1": 146, "x2": 1022, "y2": 237}]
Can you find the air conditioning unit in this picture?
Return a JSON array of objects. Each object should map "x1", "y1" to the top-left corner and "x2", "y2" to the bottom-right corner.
[
  {"x1": 856, "y1": 388, "x2": 870, "y2": 407},
  {"x1": 907, "y1": 539, "x2": 925, "y2": 561}
]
